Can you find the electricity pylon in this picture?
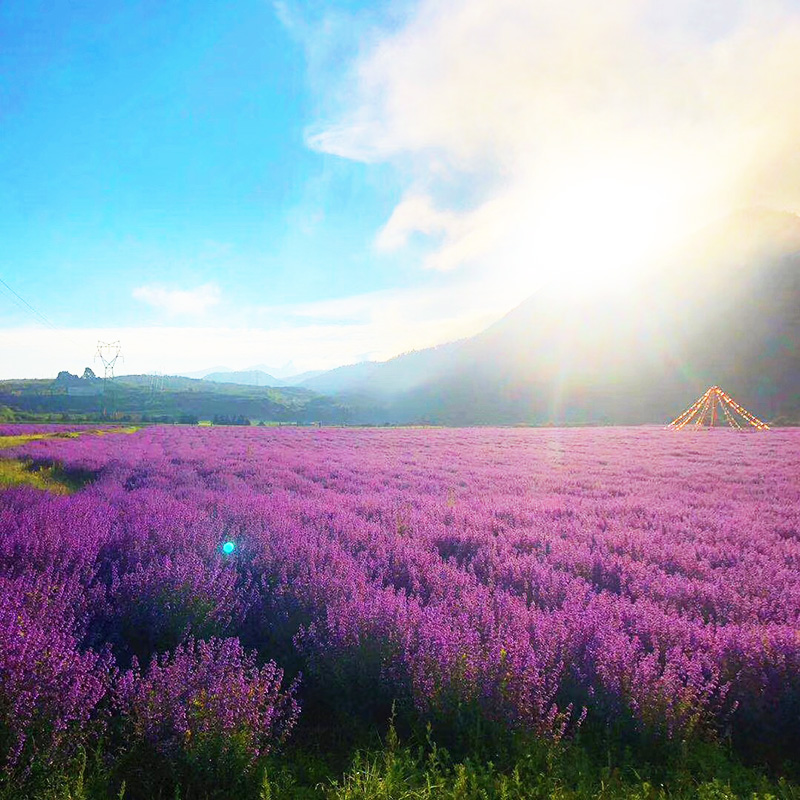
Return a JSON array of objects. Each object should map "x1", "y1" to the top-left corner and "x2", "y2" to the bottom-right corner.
[
  {"x1": 95, "y1": 341, "x2": 123, "y2": 382},
  {"x1": 95, "y1": 341, "x2": 123, "y2": 417}
]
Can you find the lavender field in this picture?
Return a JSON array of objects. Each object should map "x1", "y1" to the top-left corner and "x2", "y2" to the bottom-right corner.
[{"x1": 2, "y1": 425, "x2": 800, "y2": 797}]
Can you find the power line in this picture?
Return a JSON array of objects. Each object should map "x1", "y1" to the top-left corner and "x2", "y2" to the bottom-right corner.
[
  {"x1": 0, "y1": 275, "x2": 58, "y2": 330},
  {"x1": 0, "y1": 284, "x2": 32, "y2": 317}
]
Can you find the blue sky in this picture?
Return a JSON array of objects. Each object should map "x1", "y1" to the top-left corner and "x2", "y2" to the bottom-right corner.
[
  {"x1": 2, "y1": 0, "x2": 800, "y2": 378},
  {"x1": 1, "y1": 2, "x2": 402, "y2": 321}
]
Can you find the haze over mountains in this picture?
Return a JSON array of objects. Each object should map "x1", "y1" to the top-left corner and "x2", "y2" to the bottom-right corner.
[
  {"x1": 201, "y1": 369, "x2": 325, "y2": 387},
  {"x1": 185, "y1": 208, "x2": 799, "y2": 426},
  {"x1": 182, "y1": 364, "x2": 325, "y2": 386},
  {"x1": 311, "y1": 208, "x2": 800, "y2": 425},
  {"x1": 3, "y1": 209, "x2": 799, "y2": 425}
]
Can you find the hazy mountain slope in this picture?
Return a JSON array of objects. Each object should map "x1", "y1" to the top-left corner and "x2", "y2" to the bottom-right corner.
[
  {"x1": 297, "y1": 209, "x2": 799, "y2": 425},
  {"x1": 393, "y1": 209, "x2": 800, "y2": 424},
  {"x1": 12, "y1": 209, "x2": 794, "y2": 426},
  {"x1": 299, "y1": 341, "x2": 467, "y2": 396},
  {"x1": 181, "y1": 367, "x2": 326, "y2": 386},
  {"x1": 180, "y1": 366, "x2": 231, "y2": 380},
  {"x1": 280, "y1": 369, "x2": 326, "y2": 385},
  {"x1": 203, "y1": 370, "x2": 281, "y2": 386}
]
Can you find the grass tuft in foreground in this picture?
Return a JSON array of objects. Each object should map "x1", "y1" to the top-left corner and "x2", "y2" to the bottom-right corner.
[{"x1": 5, "y1": 720, "x2": 799, "y2": 800}]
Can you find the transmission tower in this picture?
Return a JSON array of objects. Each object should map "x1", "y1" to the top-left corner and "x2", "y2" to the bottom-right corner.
[
  {"x1": 95, "y1": 340, "x2": 123, "y2": 381},
  {"x1": 148, "y1": 371, "x2": 166, "y2": 397},
  {"x1": 95, "y1": 342, "x2": 123, "y2": 418}
]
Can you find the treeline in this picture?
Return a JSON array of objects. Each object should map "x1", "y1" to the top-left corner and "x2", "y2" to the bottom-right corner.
[
  {"x1": 0, "y1": 407, "x2": 202, "y2": 426},
  {"x1": 0, "y1": 378, "x2": 360, "y2": 425}
]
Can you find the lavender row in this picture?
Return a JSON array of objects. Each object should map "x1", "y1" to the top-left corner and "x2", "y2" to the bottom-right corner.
[{"x1": 2, "y1": 425, "x2": 799, "y2": 769}]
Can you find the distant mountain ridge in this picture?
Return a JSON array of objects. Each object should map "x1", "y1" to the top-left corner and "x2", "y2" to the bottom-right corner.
[
  {"x1": 417, "y1": 209, "x2": 800, "y2": 423},
  {"x1": 203, "y1": 370, "x2": 281, "y2": 387},
  {"x1": 297, "y1": 341, "x2": 466, "y2": 396},
  {"x1": 185, "y1": 367, "x2": 327, "y2": 387},
  {"x1": 294, "y1": 209, "x2": 800, "y2": 424}
]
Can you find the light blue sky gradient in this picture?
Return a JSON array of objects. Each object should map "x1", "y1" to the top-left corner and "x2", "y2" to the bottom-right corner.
[{"x1": 1, "y1": 1, "x2": 412, "y2": 330}]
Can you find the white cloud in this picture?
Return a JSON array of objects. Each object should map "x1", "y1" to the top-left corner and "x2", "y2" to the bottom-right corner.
[
  {"x1": 132, "y1": 283, "x2": 221, "y2": 316},
  {"x1": 375, "y1": 194, "x2": 456, "y2": 253},
  {"x1": 309, "y1": 0, "x2": 800, "y2": 293}
]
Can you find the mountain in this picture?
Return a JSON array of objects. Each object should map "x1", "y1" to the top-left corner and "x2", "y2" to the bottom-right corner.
[
  {"x1": 180, "y1": 366, "x2": 231, "y2": 380},
  {"x1": 5, "y1": 209, "x2": 797, "y2": 427},
  {"x1": 298, "y1": 342, "x2": 465, "y2": 396},
  {"x1": 281, "y1": 369, "x2": 326, "y2": 385},
  {"x1": 184, "y1": 365, "x2": 327, "y2": 386},
  {"x1": 245, "y1": 362, "x2": 298, "y2": 379},
  {"x1": 304, "y1": 209, "x2": 800, "y2": 425},
  {"x1": 202, "y1": 370, "x2": 281, "y2": 387}
]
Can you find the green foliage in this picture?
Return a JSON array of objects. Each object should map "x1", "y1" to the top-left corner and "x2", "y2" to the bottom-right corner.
[
  {"x1": 105, "y1": 734, "x2": 268, "y2": 800},
  {"x1": 319, "y1": 718, "x2": 799, "y2": 800},
  {"x1": 0, "y1": 375, "x2": 352, "y2": 425},
  {"x1": 0, "y1": 458, "x2": 76, "y2": 493},
  {"x1": 5, "y1": 715, "x2": 797, "y2": 800}
]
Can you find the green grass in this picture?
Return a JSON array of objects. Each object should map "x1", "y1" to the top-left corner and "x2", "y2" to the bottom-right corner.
[
  {"x1": 0, "y1": 426, "x2": 140, "y2": 451},
  {"x1": 0, "y1": 432, "x2": 70, "y2": 450},
  {"x1": 0, "y1": 459, "x2": 77, "y2": 493},
  {"x1": 5, "y1": 718, "x2": 798, "y2": 800},
  {"x1": 314, "y1": 737, "x2": 798, "y2": 800}
]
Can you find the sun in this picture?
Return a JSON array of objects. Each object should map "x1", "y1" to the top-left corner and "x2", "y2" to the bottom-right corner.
[{"x1": 501, "y1": 162, "x2": 687, "y2": 299}]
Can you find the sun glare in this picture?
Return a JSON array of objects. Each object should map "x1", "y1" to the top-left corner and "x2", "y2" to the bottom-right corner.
[{"x1": 503, "y1": 164, "x2": 686, "y2": 300}]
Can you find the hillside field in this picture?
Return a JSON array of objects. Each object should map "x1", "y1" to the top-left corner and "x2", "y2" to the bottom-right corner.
[{"x1": 1, "y1": 425, "x2": 799, "y2": 799}]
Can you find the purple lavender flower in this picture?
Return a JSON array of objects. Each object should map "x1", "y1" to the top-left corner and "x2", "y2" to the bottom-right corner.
[{"x1": 114, "y1": 637, "x2": 299, "y2": 764}]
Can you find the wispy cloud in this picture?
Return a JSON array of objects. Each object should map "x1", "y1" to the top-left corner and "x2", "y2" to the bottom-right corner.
[
  {"x1": 3, "y1": 276, "x2": 520, "y2": 378},
  {"x1": 132, "y1": 283, "x2": 221, "y2": 316},
  {"x1": 375, "y1": 194, "x2": 457, "y2": 255},
  {"x1": 308, "y1": 0, "x2": 800, "y2": 291}
]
